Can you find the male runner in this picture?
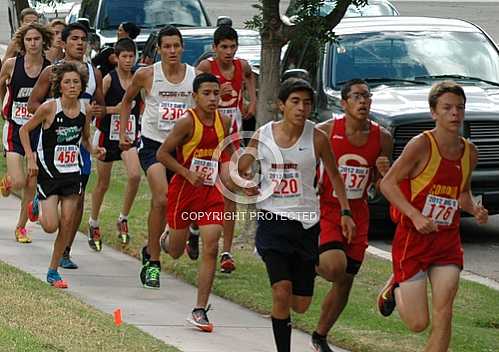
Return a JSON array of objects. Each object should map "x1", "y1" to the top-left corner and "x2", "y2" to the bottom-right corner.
[
  {"x1": 157, "y1": 72, "x2": 234, "y2": 332},
  {"x1": 311, "y1": 79, "x2": 393, "y2": 351},
  {"x1": 195, "y1": 24, "x2": 257, "y2": 273},
  {"x1": 90, "y1": 38, "x2": 142, "y2": 247},
  {"x1": 20, "y1": 62, "x2": 105, "y2": 288},
  {"x1": 0, "y1": 22, "x2": 52, "y2": 243},
  {"x1": 120, "y1": 25, "x2": 196, "y2": 289},
  {"x1": 46, "y1": 19, "x2": 66, "y2": 63},
  {"x1": 238, "y1": 78, "x2": 355, "y2": 352},
  {"x1": 377, "y1": 81, "x2": 488, "y2": 352},
  {"x1": 28, "y1": 22, "x2": 106, "y2": 267},
  {"x1": 3, "y1": 8, "x2": 40, "y2": 61}
]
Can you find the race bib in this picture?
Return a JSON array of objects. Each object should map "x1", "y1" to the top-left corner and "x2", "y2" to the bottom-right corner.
[
  {"x1": 269, "y1": 169, "x2": 303, "y2": 205},
  {"x1": 158, "y1": 101, "x2": 187, "y2": 131},
  {"x1": 190, "y1": 157, "x2": 218, "y2": 186},
  {"x1": 334, "y1": 165, "x2": 370, "y2": 199},
  {"x1": 54, "y1": 145, "x2": 80, "y2": 174},
  {"x1": 219, "y1": 107, "x2": 242, "y2": 133},
  {"x1": 421, "y1": 194, "x2": 458, "y2": 226},
  {"x1": 109, "y1": 115, "x2": 136, "y2": 141},
  {"x1": 11, "y1": 102, "x2": 32, "y2": 125}
]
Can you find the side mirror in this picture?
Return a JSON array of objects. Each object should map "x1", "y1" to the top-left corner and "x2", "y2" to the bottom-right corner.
[
  {"x1": 216, "y1": 16, "x2": 232, "y2": 27},
  {"x1": 281, "y1": 69, "x2": 311, "y2": 82}
]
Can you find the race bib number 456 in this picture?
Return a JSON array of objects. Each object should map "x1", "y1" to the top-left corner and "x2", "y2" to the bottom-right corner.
[
  {"x1": 110, "y1": 115, "x2": 135, "y2": 141},
  {"x1": 422, "y1": 194, "x2": 458, "y2": 226},
  {"x1": 54, "y1": 145, "x2": 80, "y2": 173},
  {"x1": 190, "y1": 157, "x2": 218, "y2": 186},
  {"x1": 158, "y1": 102, "x2": 187, "y2": 131}
]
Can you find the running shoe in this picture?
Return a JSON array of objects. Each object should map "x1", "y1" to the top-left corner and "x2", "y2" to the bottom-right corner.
[
  {"x1": 377, "y1": 275, "x2": 397, "y2": 317},
  {"x1": 187, "y1": 306, "x2": 213, "y2": 332},
  {"x1": 0, "y1": 175, "x2": 12, "y2": 197},
  {"x1": 186, "y1": 230, "x2": 199, "y2": 260},
  {"x1": 116, "y1": 218, "x2": 130, "y2": 247},
  {"x1": 46, "y1": 269, "x2": 68, "y2": 289},
  {"x1": 15, "y1": 227, "x2": 32, "y2": 244},
  {"x1": 88, "y1": 225, "x2": 102, "y2": 252},
  {"x1": 59, "y1": 249, "x2": 78, "y2": 269},
  {"x1": 220, "y1": 252, "x2": 236, "y2": 274},
  {"x1": 310, "y1": 333, "x2": 333, "y2": 352},
  {"x1": 27, "y1": 193, "x2": 40, "y2": 222},
  {"x1": 142, "y1": 263, "x2": 160, "y2": 289}
]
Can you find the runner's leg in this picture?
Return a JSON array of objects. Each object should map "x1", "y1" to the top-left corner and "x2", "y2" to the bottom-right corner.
[
  {"x1": 197, "y1": 224, "x2": 222, "y2": 308},
  {"x1": 90, "y1": 160, "x2": 113, "y2": 221},
  {"x1": 395, "y1": 274, "x2": 430, "y2": 332},
  {"x1": 120, "y1": 147, "x2": 141, "y2": 217},
  {"x1": 49, "y1": 195, "x2": 79, "y2": 270},
  {"x1": 145, "y1": 163, "x2": 168, "y2": 262}
]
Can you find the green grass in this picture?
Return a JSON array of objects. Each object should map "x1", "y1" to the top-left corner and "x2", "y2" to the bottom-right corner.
[
  {"x1": 0, "y1": 260, "x2": 180, "y2": 352},
  {"x1": 2, "y1": 118, "x2": 499, "y2": 351}
]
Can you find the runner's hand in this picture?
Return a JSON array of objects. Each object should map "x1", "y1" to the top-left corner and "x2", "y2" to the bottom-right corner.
[
  {"x1": 341, "y1": 215, "x2": 356, "y2": 244},
  {"x1": 220, "y1": 82, "x2": 233, "y2": 96},
  {"x1": 375, "y1": 156, "x2": 390, "y2": 176},
  {"x1": 119, "y1": 135, "x2": 133, "y2": 151},
  {"x1": 473, "y1": 205, "x2": 488, "y2": 225},
  {"x1": 27, "y1": 154, "x2": 38, "y2": 177},
  {"x1": 187, "y1": 170, "x2": 205, "y2": 187},
  {"x1": 94, "y1": 147, "x2": 106, "y2": 161},
  {"x1": 90, "y1": 102, "x2": 106, "y2": 118},
  {"x1": 243, "y1": 101, "x2": 256, "y2": 120},
  {"x1": 412, "y1": 213, "x2": 438, "y2": 234}
]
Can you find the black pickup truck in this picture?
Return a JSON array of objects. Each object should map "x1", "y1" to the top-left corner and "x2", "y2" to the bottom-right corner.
[{"x1": 283, "y1": 16, "x2": 499, "y2": 220}]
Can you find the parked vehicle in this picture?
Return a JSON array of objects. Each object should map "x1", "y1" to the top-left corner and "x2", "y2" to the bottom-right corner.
[
  {"x1": 282, "y1": 16, "x2": 499, "y2": 219},
  {"x1": 77, "y1": 0, "x2": 211, "y2": 53}
]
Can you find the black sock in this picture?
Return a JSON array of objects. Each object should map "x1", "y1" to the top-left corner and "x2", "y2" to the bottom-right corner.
[
  {"x1": 271, "y1": 316, "x2": 291, "y2": 352},
  {"x1": 149, "y1": 260, "x2": 160, "y2": 268},
  {"x1": 63, "y1": 247, "x2": 71, "y2": 257},
  {"x1": 312, "y1": 331, "x2": 327, "y2": 340}
]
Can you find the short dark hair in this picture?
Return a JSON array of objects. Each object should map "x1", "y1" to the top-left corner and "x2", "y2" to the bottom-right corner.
[
  {"x1": 193, "y1": 73, "x2": 219, "y2": 92},
  {"x1": 121, "y1": 22, "x2": 140, "y2": 39},
  {"x1": 278, "y1": 77, "x2": 315, "y2": 103},
  {"x1": 157, "y1": 25, "x2": 183, "y2": 47},
  {"x1": 428, "y1": 81, "x2": 466, "y2": 109},
  {"x1": 214, "y1": 25, "x2": 238, "y2": 46},
  {"x1": 340, "y1": 79, "x2": 369, "y2": 100},
  {"x1": 50, "y1": 62, "x2": 88, "y2": 98},
  {"x1": 114, "y1": 38, "x2": 136, "y2": 56},
  {"x1": 61, "y1": 22, "x2": 88, "y2": 42}
]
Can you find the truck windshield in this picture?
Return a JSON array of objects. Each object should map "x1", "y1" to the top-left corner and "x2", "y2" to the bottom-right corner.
[
  {"x1": 98, "y1": 0, "x2": 208, "y2": 29},
  {"x1": 331, "y1": 31, "x2": 499, "y2": 87}
]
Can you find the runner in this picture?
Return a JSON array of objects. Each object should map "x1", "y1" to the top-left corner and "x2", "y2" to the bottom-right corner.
[
  {"x1": 45, "y1": 19, "x2": 66, "y2": 64},
  {"x1": 3, "y1": 8, "x2": 40, "y2": 61},
  {"x1": 120, "y1": 25, "x2": 196, "y2": 289},
  {"x1": 19, "y1": 62, "x2": 105, "y2": 288},
  {"x1": 377, "y1": 81, "x2": 488, "y2": 351},
  {"x1": 0, "y1": 23, "x2": 52, "y2": 243},
  {"x1": 157, "y1": 72, "x2": 234, "y2": 332},
  {"x1": 195, "y1": 24, "x2": 257, "y2": 273},
  {"x1": 237, "y1": 78, "x2": 355, "y2": 352},
  {"x1": 28, "y1": 22, "x2": 106, "y2": 267},
  {"x1": 310, "y1": 79, "x2": 393, "y2": 351},
  {"x1": 90, "y1": 38, "x2": 142, "y2": 247}
]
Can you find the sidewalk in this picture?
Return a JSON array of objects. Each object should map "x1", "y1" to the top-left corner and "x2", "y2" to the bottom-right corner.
[{"x1": 0, "y1": 195, "x2": 348, "y2": 352}]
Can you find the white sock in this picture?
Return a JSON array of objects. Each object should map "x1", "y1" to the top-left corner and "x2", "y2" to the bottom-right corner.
[
  {"x1": 189, "y1": 224, "x2": 200, "y2": 236},
  {"x1": 119, "y1": 213, "x2": 128, "y2": 222},
  {"x1": 89, "y1": 218, "x2": 99, "y2": 228}
]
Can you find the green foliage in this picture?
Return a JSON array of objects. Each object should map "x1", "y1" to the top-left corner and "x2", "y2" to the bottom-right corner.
[{"x1": 244, "y1": 1, "x2": 264, "y2": 32}]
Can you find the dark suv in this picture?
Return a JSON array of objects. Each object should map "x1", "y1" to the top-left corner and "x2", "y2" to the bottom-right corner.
[
  {"x1": 282, "y1": 16, "x2": 499, "y2": 219},
  {"x1": 78, "y1": 0, "x2": 211, "y2": 53}
]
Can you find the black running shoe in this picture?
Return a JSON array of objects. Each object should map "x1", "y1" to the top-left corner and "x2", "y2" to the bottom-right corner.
[
  {"x1": 187, "y1": 306, "x2": 213, "y2": 332},
  {"x1": 311, "y1": 333, "x2": 333, "y2": 352},
  {"x1": 220, "y1": 252, "x2": 236, "y2": 274},
  {"x1": 186, "y1": 231, "x2": 199, "y2": 260},
  {"x1": 377, "y1": 275, "x2": 396, "y2": 317},
  {"x1": 143, "y1": 264, "x2": 160, "y2": 289}
]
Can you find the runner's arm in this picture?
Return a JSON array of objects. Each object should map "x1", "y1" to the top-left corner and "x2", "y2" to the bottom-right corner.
[
  {"x1": 101, "y1": 74, "x2": 117, "y2": 114},
  {"x1": 459, "y1": 143, "x2": 488, "y2": 224},
  {"x1": 380, "y1": 134, "x2": 437, "y2": 234},
  {"x1": 237, "y1": 130, "x2": 260, "y2": 195},
  {"x1": 0, "y1": 58, "x2": 14, "y2": 110},
  {"x1": 2, "y1": 41, "x2": 18, "y2": 61},
  {"x1": 241, "y1": 60, "x2": 256, "y2": 119},
  {"x1": 195, "y1": 59, "x2": 211, "y2": 74},
  {"x1": 374, "y1": 127, "x2": 394, "y2": 189},
  {"x1": 27, "y1": 66, "x2": 52, "y2": 114},
  {"x1": 82, "y1": 104, "x2": 106, "y2": 160}
]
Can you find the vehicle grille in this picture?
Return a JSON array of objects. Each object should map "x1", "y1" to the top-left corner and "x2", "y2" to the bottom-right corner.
[{"x1": 393, "y1": 121, "x2": 499, "y2": 169}]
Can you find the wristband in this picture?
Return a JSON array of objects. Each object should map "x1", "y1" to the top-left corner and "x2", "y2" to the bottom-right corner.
[{"x1": 341, "y1": 209, "x2": 352, "y2": 217}]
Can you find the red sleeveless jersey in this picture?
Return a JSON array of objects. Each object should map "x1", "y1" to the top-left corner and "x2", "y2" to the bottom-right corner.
[
  {"x1": 321, "y1": 116, "x2": 381, "y2": 209},
  {"x1": 209, "y1": 57, "x2": 244, "y2": 111},
  {"x1": 398, "y1": 131, "x2": 471, "y2": 232}
]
